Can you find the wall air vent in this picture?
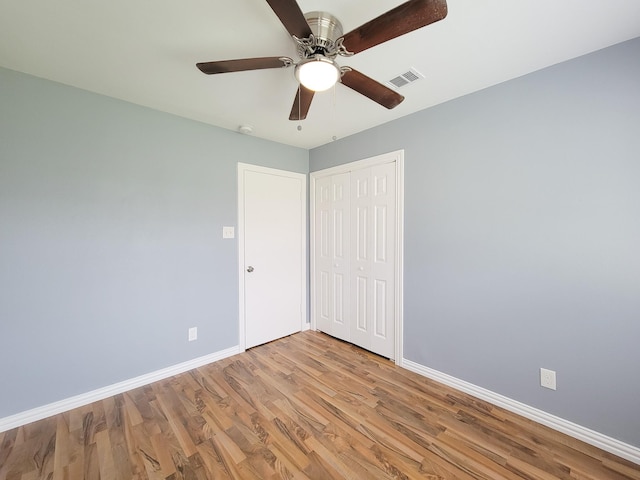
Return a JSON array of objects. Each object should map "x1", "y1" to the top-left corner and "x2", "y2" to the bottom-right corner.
[{"x1": 387, "y1": 67, "x2": 425, "y2": 89}]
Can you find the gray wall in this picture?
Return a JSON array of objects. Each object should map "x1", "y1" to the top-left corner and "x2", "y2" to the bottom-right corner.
[
  {"x1": 0, "y1": 67, "x2": 308, "y2": 418},
  {"x1": 310, "y1": 38, "x2": 640, "y2": 448}
]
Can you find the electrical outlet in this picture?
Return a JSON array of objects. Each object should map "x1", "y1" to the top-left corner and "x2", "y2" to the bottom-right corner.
[
  {"x1": 540, "y1": 368, "x2": 556, "y2": 390},
  {"x1": 188, "y1": 327, "x2": 198, "y2": 342}
]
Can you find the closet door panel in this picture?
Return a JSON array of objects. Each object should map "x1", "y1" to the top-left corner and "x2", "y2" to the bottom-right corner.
[
  {"x1": 370, "y1": 162, "x2": 396, "y2": 358},
  {"x1": 350, "y1": 168, "x2": 373, "y2": 348},
  {"x1": 315, "y1": 176, "x2": 333, "y2": 333},
  {"x1": 330, "y1": 173, "x2": 351, "y2": 340},
  {"x1": 315, "y1": 173, "x2": 350, "y2": 341}
]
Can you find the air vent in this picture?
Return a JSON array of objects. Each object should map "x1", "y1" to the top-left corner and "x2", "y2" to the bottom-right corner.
[{"x1": 387, "y1": 67, "x2": 424, "y2": 89}]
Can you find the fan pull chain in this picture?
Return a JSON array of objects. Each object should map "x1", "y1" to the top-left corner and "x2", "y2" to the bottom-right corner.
[
  {"x1": 331, "y1": 83, "x2": 337, "y2": 141},
  {"x1": 297, "y1": 84, "x2": 302, "y2": 131}
]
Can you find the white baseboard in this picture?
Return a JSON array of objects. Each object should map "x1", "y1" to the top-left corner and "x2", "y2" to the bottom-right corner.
[
  {"x1": 4, "y1": 346, "x2": 637, "y2": 465},
  {"x1": 0, "y1": 345, "x2": 242, "y2": 433},
  {"x1": 401, "y1": 358, "x2": 640, "y2": 466}
]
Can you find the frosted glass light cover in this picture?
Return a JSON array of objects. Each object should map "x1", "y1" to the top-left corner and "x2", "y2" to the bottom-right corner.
[{"x1": 295, "y1": 57, "x2": 340, "y2": 92}]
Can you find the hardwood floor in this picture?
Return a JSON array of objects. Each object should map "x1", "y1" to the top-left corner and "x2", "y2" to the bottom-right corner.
[{"x1": 1, "y1": 331, "x2": 638, "y2": 479}]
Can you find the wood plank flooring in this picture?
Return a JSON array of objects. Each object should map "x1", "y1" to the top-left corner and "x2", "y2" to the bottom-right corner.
[{"x1": 1, "y1": 331, "x2": 638, "y2": 479}]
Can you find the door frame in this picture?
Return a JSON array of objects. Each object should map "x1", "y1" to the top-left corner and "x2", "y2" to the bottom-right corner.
[
  {"x1": 310, "y1": 150, "x2": 405, "y2": 364},
  {"x1": 237, "y1": 162, "x2": 307, "y2": 351}
]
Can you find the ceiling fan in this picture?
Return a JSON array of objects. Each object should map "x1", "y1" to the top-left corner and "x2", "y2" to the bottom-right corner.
[{"x1": 196, "y1": 0, "x2": 447, "y2": 121}]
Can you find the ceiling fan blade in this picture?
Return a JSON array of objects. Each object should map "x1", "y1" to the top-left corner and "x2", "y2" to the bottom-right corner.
[
  {"x1": 340, "y1": 0, "x2": 447, "y2": 55},
  {"x1": 265, "y1": 0, "x2": 313, "y2": 39},
  {"x1": 289, "y1": 85, "x2": 315, "y2": 120},
  {"x1": 196, "y1": 57, "x2": 292, "y2": 75},
  {"x1": 341, "y1": 69, "x2": 404, "y2": 109}
]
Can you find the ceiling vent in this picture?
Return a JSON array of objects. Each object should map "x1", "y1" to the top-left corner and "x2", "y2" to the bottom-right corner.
[{"x1": 387, "y1": 67, "x2": 424, "y2": 89}]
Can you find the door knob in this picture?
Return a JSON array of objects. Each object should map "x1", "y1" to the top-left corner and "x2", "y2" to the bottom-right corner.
[{"x1": 246, "y1": 266, "x2": 254, "y2": 273}]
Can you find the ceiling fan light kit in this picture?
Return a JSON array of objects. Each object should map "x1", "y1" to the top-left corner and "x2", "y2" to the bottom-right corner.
[
  {"x1": 295, "y1": 56, "x2": 340, "y2": 92},
  {"x1": 197, "y1": 0, "x2": 448, "y2": 120}
]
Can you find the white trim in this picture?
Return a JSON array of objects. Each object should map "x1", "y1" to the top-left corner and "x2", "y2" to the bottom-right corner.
[
  {"x1": 395, "y1": 153, "x2": 405, "y2": 364},
  {"x1": 310, "y1": 150, "x2": 404, "y2": 365},
  {"x1": 402, "y1": 358, "x2": 640, "y2": 466},
  {"x1": 0, "y1": 345, "x2": 241, "y2": 433},
  {"x1": 311, "y1": 151, "x2": 401, "y2": 176},
  {"x1": 309, "y1": 173, "x2": 317, "y2": 330},
  {"x1": 237, "y1": 163, "x2": 307, "y2": 351}
]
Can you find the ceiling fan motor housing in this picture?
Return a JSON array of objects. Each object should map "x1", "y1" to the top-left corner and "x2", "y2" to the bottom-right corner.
[{"x1": 302, "y1": 12, "x2": 343, "y2": 57}]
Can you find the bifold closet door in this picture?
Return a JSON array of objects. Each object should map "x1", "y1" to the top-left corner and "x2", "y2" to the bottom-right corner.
[{"x1": 314, "y1": 162, "x2": 396, "y2": 359}]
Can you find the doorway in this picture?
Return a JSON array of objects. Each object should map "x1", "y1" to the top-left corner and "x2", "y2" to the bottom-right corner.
[{"x1": 238, "y1": 163, "x2": 307, "y2": 349}]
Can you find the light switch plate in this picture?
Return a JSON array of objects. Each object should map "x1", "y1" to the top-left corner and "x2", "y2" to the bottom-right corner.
[{"x1": 222, "y1": 226, "x2": 235, "y2": 239}]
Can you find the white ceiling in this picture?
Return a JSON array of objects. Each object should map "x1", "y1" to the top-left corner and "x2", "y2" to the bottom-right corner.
[{"x1": 1, "y1": 0, "x2": 639, "y2": 149}]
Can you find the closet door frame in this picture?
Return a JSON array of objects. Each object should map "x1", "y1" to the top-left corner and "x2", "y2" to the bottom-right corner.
[{"x1": 310, "y1": 150, "x2": 404, "y2": 365}]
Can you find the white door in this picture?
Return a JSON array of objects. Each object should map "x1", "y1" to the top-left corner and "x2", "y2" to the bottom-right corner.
[
  {"x1": 312, "y1": 152, "x2": 401, "y2": 360},
  {"x1": 315, "y1": 173, "x2": 350, "y2": 341},
  {"x1": 239, "y1": 164, "x2": 306, "y2": 349},
  {"x1": 350, "y1": 163, "x2": 396, "y2": 358}
]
